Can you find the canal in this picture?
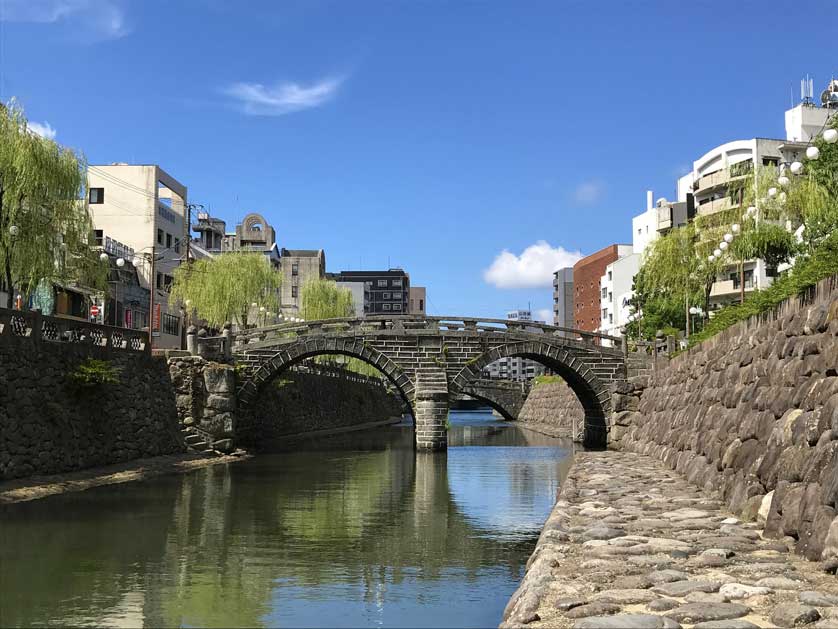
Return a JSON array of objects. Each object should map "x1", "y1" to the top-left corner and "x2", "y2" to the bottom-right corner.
[{"x1": 0, "y1": 410, "x2": 573, "y2": 628}]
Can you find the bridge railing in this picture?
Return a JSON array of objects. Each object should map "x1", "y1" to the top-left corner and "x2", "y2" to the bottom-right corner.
[
  {"x1": 0, "y1": 307, "x2": 150, "y2": 354},
  {"x1": 230, "y1": 314, "x2": 627, "y2": 354}
]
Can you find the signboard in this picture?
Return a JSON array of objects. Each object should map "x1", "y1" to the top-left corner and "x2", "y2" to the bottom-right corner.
[
  {"x1": 152, "y1": 303, "x2": 161, "y2": 332},
  {"x1": 125, "y1": 309, "x2": 132, "y2": 329},
  {"x1": 90, "y1": 305, "x2": 100, "y2": 317}
]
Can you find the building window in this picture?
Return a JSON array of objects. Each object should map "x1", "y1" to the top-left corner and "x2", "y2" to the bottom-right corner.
[
  {"x1": 162, "y1": 313, "x2": 180, "y2": 337},
  {"x1": 164, "y1": 275, "x2": 174, "y2": 291},
  {"x1": 383, "y1": 303, "x2": 391, "y2": 311},
  {"x1": 89, "y1": 188, "x2": 104, "y2": 204},
  {"x1": 393, "y1": 303, "x2": 402, "y2": 311},
  {"x1": 392, "y1": 279, "x2": 403, "y2": 287},
  {"x1": 156, "y1": 272, "x2": 163, "y2": 289},
  {"x1": 607, "y1": 271, "x2": 612, "y2": 281},
  {"x1": 377, "y1": 280, "x2": 388, "y2": 287},
  {"x1": 609, "y1": 314, "x2": 613, "y2": 324},
  {"x1": 157, "y1": 229, "x2": 164, "y2": 245},
  {"x1": 383, "y1": 292, "x2": 390, "y2": 299},
  {"x1": 419, "y1": 299, "x2": 424, "y2": 311},
  {"x1": 166, "y1": 233, "x2": 172, "y2": 249},
  {"x1": 93, "y1": 229, "x2": 104, "y2": 247},
  {"x1": 291, "y1": 262, "x2": 299, "y2": 276},
  {"x1": 174, "y1": 238, "x2": 181, "y2": 254},
  {"x1": 291, "y1": 286, "x2": 298, "y2": 298},
  {"x1": 601, "y1": 287, "x2": 607, "y2": 299}
]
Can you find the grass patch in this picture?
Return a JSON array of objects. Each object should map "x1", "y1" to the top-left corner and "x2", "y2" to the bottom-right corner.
[{"x1": 533, "y1": 374, "x2": 564, "y2": 386}]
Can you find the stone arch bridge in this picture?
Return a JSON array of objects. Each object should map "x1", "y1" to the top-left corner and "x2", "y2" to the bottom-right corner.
[{"x1": 221, "y1": 315, "x2": 632, "y2": 450}]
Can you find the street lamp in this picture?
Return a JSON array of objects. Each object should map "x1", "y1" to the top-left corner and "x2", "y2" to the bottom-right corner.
[
  {"x1": 806, "y1": 146, "x2": 820, "y2": 160},
  {"x1": 9, "y1": 225, "x2": 19, "y2": 237},
  {"x1": 778, "y1": 175, "x2": 791, "y2": 187},
  {"x1": 116, "y1": 257, "x2": 125, "y2": 268},
  {"x1": 824, "y1": 129, "x2": 838, "y2": 144},
  {"x1": 790, "y1": 161, "x2": 804, "y2": 175},
  {"x1": 99, "y1": 252, "x2": 109, "y2": 262},
  {"x1": 732, "y1": 223, "x2": 741, "y2": 234}
]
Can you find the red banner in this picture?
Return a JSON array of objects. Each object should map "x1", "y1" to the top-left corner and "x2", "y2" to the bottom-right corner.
[{"x1": 153, "y1": 304, "x2": 161, "y2": 331}]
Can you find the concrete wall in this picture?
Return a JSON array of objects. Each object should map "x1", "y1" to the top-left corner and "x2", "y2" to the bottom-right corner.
[
  {"x1": 237, "y1": 368, "x2": 404, "y2": 450},
  {"x1": 0, "y1": 337, "x2": 184, "y2": 480},
  {"x1": 611, "y1": 275, "x2": 838, "y2": 564},
  {"x1": 515, "y1": 381, "x2": 584, "y2": 439}
]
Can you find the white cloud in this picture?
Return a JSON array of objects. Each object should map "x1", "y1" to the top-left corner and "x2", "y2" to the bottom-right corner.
[
  {"x1": 574, "y1": 179, "x2": 605, "y2": 204},
  {"x1": 28, "y1": 121, "x2": 56, "y2": 140},
  {"x1": 535, "y1": 308, "x2": 553, "y2": 323},
  {"x1": 484, "y1": 241, "x2": 583, "y2": 289},
  {"x1": 223, "y1": 76, "x2": 345, "y2": 116},
  {"x1": 0, "y1": 0, "x2": 130, "y2": 39}
]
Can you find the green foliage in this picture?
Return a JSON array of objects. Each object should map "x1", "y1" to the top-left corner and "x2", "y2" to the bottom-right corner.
[
  {"x1": 533, "y1": 374, "x2": 563, "y2": 386},
  {"x1": 0, "y1": 100, "x2": 104, "y2": 308},
  {"x1": 689, "y1": 231, "x2": 838, "y2": 347},
  {"x1": 67, "y1": 358, "x2": 122, "y2": 390},
  {"x1": 170, "y1": 252, "x2": 280, "y2": 328},
  {"x1": 300, "y1": 278, "x2": 354, "y2": 321}
]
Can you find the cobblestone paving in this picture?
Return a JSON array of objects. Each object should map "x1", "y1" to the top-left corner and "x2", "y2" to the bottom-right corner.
[{"x1": 501, "y1": 452, "x2": 838, "y2": 629}]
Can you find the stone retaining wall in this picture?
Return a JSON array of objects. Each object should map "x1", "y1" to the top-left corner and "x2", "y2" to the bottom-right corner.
[
  {"x1": 237, "y1": 369, "x2": 404, "y2": 450},
  {"x1": 515, "y1": 381, "x2": 584, "y2": 439},
  {"x1": 614, "y1": 275, "x2": 838, "y2": 566},
  {"x1": 0, "y1": 337, "x2": 183, "y2": 480}
]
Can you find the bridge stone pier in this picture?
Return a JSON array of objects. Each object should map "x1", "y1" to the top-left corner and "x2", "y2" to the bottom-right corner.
[{"x1": 216, "y1": 315, "x2": 633, "y2": 451}]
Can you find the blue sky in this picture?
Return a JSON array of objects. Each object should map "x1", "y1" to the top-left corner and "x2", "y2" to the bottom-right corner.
[{"x1": 2, "y1": 1, "x2": 837, "y2": 321}]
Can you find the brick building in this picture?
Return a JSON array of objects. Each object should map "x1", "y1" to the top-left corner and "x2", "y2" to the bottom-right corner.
[{"x1": 572, "y1": 244, "x2": 632, "y2": 332}]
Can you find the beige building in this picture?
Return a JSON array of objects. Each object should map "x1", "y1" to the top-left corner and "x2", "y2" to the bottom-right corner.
[
  {"x1": 409, "y1": 286, "x2": 426, "y2": 315},
  {"x1": 279, "y1": 249, "x2": 325, "y2": 317},
  {"x1": 87, "y1": 163, "x2": 188, "y2": 349}
]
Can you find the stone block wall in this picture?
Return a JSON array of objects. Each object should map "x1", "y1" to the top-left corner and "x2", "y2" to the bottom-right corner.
[
  {"x1": 0, "y1": 338, "x2": 183, "y2": 480},
  {"x1": 614, "y1": 275, "x2": 838, "y2": 565},
  {"x1": 167, "y1": 355, "x2": 237, "y2": 452},
  {"x1": 515, "y1": 381, "x2": 584, "y2": 439},
  {"x1": 237, "y1": 369, "x2": 404, "y2": 450}
]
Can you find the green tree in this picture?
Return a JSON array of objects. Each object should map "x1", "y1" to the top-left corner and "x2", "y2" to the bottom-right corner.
[
  {"x1": 170, "y1": 253, "x2": 280, "y2": 328},
  {"x1": 0, "y1": 100, "x2": 104, "y2": 308},
  {"x1": 299, "y1": 278, "x2": 355, "y2": 320}
]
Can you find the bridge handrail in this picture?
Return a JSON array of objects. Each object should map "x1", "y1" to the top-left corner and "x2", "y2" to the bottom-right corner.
[
  {"x1": 232, "y1": 314, "x2": 625, "y2": 346},
  {"x1": 0, "y1": 306, "x2": 150, "y2": 354}
]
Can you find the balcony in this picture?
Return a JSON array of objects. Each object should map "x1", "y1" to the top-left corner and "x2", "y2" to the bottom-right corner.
[
  {"x1": 710, "y1": 278, "x2": 756, "y2": 298},
  {"x1": 697, "y1": 197, "x2": 735, "y2": 216},
  {"x1": 693, "y1": 165, "x2": 751, "y2": 195}
]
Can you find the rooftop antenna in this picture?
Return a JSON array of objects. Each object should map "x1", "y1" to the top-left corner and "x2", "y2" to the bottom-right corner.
[{"x1": 801, "y1": 75, "x2": 814, "y2": 105}]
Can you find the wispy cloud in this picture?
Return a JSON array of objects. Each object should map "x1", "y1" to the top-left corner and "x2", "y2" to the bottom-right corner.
[
  {"x1": 574, "y1": 179, "x2": 605, "y2": 205},
  {"x1": 28, "y1": 120, "x2": 56, "y2": 140},
  {"x1": 0, "y1": 0, "x2": 130, "y2": 40},
  {"x1": 484, "y1": 241, "x2": 583, "y2": 289},
  {"x1": 222, "y1": 76, "x2": 345, "y2": 116}
]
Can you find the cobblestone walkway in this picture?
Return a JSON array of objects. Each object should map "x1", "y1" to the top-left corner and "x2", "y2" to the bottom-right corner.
[{"x1": 501, "y1": 452, "x2": 838, "y2": 629}]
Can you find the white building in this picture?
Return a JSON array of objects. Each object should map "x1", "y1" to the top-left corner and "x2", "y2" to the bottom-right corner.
[
  {"x1": 336, "y1": 281, "x2": 367, "y2": 318},
  {"x1": 552, "y1": 267, "x2": 574, "y2": 330},
  {"x1": 597, "y1": 245, "x2": 636, "y2": 340},
  {"x1": 87, "y1": 164, "x2": 188, "y2": 349},
  {"x1": 482, "y1": 310, "x2": 547, "y2": 381}
]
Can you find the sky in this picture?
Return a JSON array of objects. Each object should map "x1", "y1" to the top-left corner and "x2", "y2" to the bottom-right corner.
[{"x1": 2, "y1": 0, "x2": 837, "y2": 322}]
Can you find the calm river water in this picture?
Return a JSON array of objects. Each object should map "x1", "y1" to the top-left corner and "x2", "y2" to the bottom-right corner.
[{"x1": 0, "y1": 410, "x2": 572, "y2": 628}]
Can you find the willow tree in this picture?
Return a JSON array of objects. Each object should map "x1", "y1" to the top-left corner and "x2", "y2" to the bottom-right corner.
[
  {"x1": 300, "y1": 278, "x2": 355, "y2": 320},
  {"x1": 0, "y1": 100, "x2": 103, "y2": 308},
  {"x1": 632, "y1": 223, "x2": 710, "y2": 339},
  {"x1": 170, "y1": 253, "x2": 280, "y2": 328}
]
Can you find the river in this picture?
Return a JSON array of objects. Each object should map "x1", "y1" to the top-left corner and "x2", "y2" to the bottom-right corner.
[{"x1": 0, "y1": 410, "x2": 572, "y2": 628}]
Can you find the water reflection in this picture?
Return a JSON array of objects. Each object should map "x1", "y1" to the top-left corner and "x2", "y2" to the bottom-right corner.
[{"x1": 0, "y1": 411, "x2": 572, "y2": 628}]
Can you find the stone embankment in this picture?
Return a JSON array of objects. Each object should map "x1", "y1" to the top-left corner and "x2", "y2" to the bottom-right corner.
[
  {"x1": 515, "y1": 381, "x2": 584, "y2": 439},
  {"x1": 237, "y1": 366, "x2": 404, "y2": 449},
  {"x1": 502, "y1": 451, "x2": 838, "y2": 629},
  {"x1": 612, "y1": 275, "x2": 838, "y2": 565}
]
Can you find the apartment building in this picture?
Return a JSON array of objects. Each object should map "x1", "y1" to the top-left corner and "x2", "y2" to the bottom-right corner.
[
  {"x1": 573, "y1": 245, "x2": 632, "y2": 332},
  {"x1": 482, "y1": 310, "x2": 547, "y2": 381},
  {"x1": 87, "y1": 164, "x2": 188, "y2": 349},
  {"x1": 337, "y1": 269, "x2": 410, "y2": 315},
  {"x1": 552, "y1": 267, "x2": 574, "y2": 330}
]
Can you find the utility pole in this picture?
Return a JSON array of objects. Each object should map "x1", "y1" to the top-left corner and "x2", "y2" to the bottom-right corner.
[{"x1": 148, "y1": 246, "x2": 156, "y2": 350}]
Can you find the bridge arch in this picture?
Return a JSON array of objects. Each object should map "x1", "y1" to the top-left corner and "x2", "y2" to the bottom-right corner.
[
  {"x1": 237, "y1": 337, "x2": 416, "y2": 418},
  {"x1": 449, "y1": 341, "x2": 612, "y2": 447}
]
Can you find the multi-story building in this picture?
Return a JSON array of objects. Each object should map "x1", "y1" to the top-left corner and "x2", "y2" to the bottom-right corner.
[
  {"x1": 482, "y1": 310, "x2": 547, "y2": 381},
  {"x1": 280, "y1": 249, "x2": 326, "y2": 317},
  {"x1": 573, "y1": 245, "x2": 632, "y2": 333},
  {"x1": 336, "y1": 280, "x2": 368, "y2": 318},
  {"x1": 632, "y1": 190, "x2": 693, "y2": 257},
  {"x1": 552, "y1": 267, "x2": 574, "y2": 330},
  {"x1": 598, "y1": 250, "x2": 639, "y2": 340},
  {"x1": 337, "y1": 269, "x2": 410, "y2": 316},
  {"x1": 409, "y1": 286, "x2": 427, "y2": 315},
  {"x1": 87, "y1": 163, "x2": 188, "y2": 349}
]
